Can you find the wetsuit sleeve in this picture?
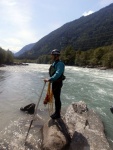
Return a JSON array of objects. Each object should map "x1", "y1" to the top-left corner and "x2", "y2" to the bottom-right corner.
[{"x1": 49, "y1": 62, "x2": 65, "y2": 82}]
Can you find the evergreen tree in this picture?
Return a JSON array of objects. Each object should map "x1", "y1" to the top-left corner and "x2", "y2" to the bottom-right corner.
[
  {"x1": 0, "y1": 47, "x2": 6, "y2": 64},
  {"x1": 5, "y1": 50, "x2": 14, "y2": 64}
]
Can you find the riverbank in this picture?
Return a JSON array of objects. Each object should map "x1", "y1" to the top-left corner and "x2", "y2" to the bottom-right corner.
[{"x1": 0, "y1": 62, "x2": 29, "y2": 67}]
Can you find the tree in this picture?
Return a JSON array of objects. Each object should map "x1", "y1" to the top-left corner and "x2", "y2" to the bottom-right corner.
[
  {"x1": 102, "y1": 51, "x2": 113, "y2": 68},
  {"x1": 37, "y1": 55, "x2": 50, "y2": 64},
  {"x1": 0, "y1": 47, "x2": 6, "y2": 64},
  {"x1": 5, "y1": 50, "x2": 14, "y2": 64},
  {"x1": 60, "y1": 46, "x2": 76, "y2": 65}
]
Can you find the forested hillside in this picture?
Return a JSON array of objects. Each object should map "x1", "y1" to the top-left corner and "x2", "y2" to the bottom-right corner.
[{"x1": 18, "y1": 3, "x2": 113, "y2": 60}]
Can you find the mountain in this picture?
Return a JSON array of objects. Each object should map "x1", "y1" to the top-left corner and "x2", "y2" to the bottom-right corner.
[
  {"x1": 14, "y1": 43, "x2": 35, "y2": 57},
  {"x1": 18, "y1": 3, "x2": 113, "y2": 59}
]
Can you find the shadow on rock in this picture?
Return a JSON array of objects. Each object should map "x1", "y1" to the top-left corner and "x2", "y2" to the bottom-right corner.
[
  {"x1": 49, "y1": 118, "x2": 71, "y2": 144},
  {"x1": 70, "y1": 131, "x2": 90, "y2": 150}
]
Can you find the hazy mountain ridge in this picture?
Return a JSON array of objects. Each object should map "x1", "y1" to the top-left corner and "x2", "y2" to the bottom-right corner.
[
  {"x1": 14, "y1": 43, "x2": 35, "y2": 57},
  {"x1": 17, "y1": 3, "x2": 113, "y2": 59}
]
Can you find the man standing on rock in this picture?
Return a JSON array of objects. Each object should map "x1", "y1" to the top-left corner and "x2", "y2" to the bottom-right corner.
[{"x1": 44, "y1": 49, "x2": 65, "y2": 119}]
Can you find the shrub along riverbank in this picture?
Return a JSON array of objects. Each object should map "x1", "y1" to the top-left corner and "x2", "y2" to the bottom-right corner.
[
  {"x1": 36, "y1": 45, "x2": 113, "y2": 69},
  {"x1": 1, "y1": 44, "x2": 113, "y2": 69}
]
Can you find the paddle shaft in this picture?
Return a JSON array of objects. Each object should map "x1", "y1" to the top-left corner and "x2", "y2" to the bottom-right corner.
[{"x1": 25, "y1": 82, "x2": 46, "y2": 143}]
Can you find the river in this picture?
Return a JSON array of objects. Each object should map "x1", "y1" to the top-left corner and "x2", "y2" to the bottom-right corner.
[{"x1": 0, "y1": 63, "x2": 113, "y2": 149}]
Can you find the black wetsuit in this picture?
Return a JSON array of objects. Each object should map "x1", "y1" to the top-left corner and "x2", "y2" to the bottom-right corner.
[{"x1": 49, "y1": 60, "x2": 65, "y2": 117}]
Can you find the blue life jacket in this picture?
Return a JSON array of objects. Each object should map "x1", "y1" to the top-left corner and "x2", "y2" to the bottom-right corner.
[{"x1": 49, "y1": 60, "x2": 65, "y2": 82}]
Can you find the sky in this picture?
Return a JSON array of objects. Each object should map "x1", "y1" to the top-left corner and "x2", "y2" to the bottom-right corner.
[{"x1": 0, "y1": 0, "x2": 113, "y2": 53}]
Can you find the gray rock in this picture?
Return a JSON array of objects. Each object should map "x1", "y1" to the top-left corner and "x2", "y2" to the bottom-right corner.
[
  {"x1": 42, "y1": 101, "x2": 111, "y2": 150},
  {"x1": 42, "y1": 118, "x2": 71, "y2": 150}
]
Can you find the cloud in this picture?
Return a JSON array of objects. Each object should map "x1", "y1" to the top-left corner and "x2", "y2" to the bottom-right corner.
[
  {"x1": 3, "y1": 38, "x2": 21, "y2": 45},
  {"x1": 0, "y1": 31, "x2": 37, "y2": 52},
  {"x1": 83, "y1": 10, "x2": 94, "y2": 16},
  {"x1": 0, "y1": 0, "x2": 31, "y2": 27},
  {"x1": 0, "y1": 0, "x2": 38, "y2": 52},
  {"x1": 0, "y1": 38, "x2": 22, "y2": 52},
  {"x1": 0, "y1": 0, "x2": 17, "y2": 6},
  {"x1": 17, "y1": 30, "x2": 38, "y2": 45}
]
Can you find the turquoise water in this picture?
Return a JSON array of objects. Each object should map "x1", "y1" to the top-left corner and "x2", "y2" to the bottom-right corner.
[{"x1": 0, "y1": 64, "x2": 113, "y2": 149}]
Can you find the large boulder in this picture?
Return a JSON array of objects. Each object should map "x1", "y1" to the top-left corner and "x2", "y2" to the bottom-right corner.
[
  {"x1": 42, "y1": 118, "x2": 71, "y2": 150},
  {"x1": 42, "y1": 101, "x2": 111, "y2": 150}
]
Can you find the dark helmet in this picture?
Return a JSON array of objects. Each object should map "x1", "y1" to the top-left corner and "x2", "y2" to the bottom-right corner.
[{"x1": 51, "y1": 49, "x2": 60, "y2": 55}]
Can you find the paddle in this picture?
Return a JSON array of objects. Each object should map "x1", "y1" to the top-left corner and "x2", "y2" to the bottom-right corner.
[{"x1": 25, "y1": 82, "x2": 46, "y2": 144}]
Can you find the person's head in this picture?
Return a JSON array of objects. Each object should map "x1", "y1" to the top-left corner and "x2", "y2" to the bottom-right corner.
[{"x1": 51, "y1": 49, "x2": 60, "y2": 61}]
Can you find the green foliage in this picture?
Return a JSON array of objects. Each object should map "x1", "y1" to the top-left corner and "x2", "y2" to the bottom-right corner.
[
  {"x1": 0, "y1": 47, "x2": 6, "y2": 64},
  {"x1": 75, "y1": 50, "x2": 90, "y2": 66},
  {"x1": 55, "y1": 45, "x2": 113, "y2": 68},
  {"x1": 14, "y1": 59, "x2": 37, "y2": 63},
  {"x1": 60, "y1": 46, "x2": 76, "y2": 65},
  {"x1": 102, "y1": 51, "x2": 113, "y2": 68},
  {"x1": 5, "y1": 50, "x2": 14, "y2": 64},
  {"x1": 82, "y1": 45, "x2": 113, "y2": 68},
  {"x1": 15, "y1": 44, "x2": 113, "y2": 69},
  {"x1": 0, "y1": 48, "x2": 14, "y2": 65},
  {"x1": 36, "y1": 55, "x2": 51, "y2": 64}
]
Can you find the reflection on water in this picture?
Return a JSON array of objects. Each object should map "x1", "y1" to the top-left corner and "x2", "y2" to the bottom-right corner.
[
  {"x1": 0, "y1": 70, "x2": 6, "y2": 94},
  {"x1": 0, "y1": 70, "x2": 5, "y2": 81}
]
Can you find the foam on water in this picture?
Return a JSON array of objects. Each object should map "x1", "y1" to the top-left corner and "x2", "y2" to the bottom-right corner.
[{"x1": 0, "y1": 115, "x2": 43, "y2": 150}]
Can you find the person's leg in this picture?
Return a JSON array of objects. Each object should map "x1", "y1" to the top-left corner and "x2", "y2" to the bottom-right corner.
[
  {"x1": 51, "y1": 82, "x2": 62, "y2": 119},
  {"x1": 54, "y1": 87, "x2": 61, "y2": 114}
]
